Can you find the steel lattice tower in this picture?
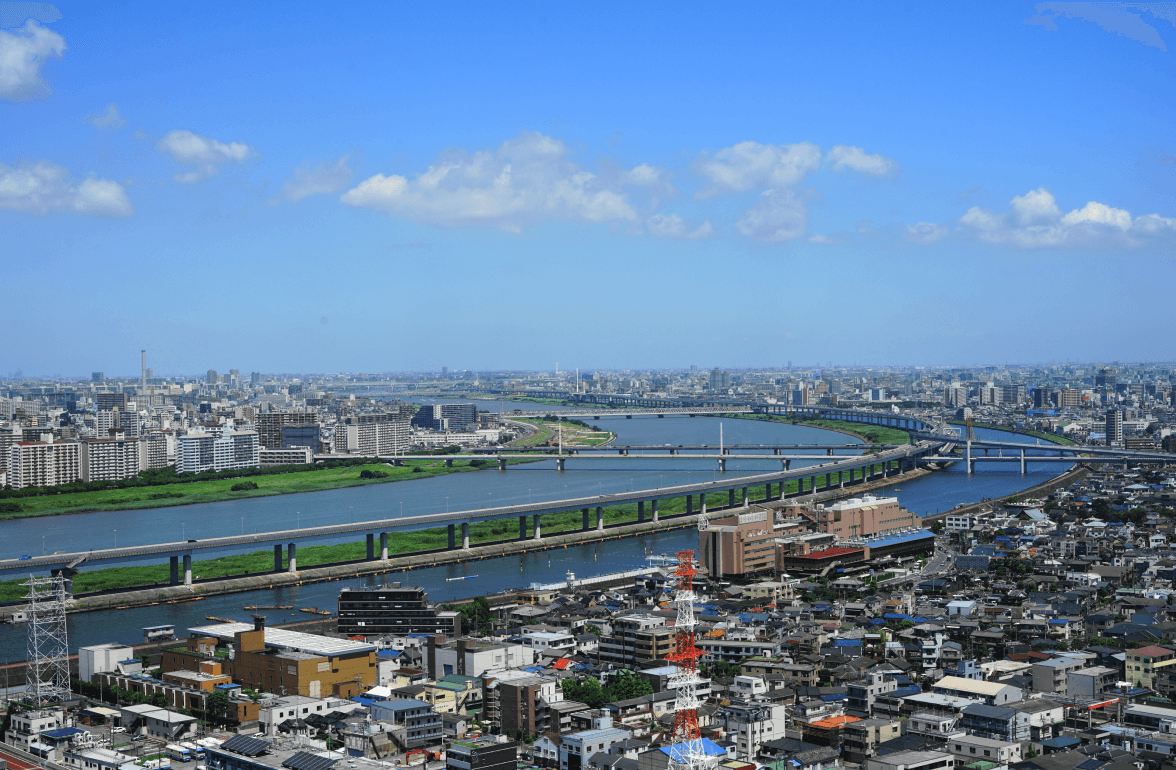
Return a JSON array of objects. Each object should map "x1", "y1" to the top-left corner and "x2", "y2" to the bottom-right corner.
[
  {"x1": 665, "y1": 550, "x2": 707, "y2": 770},
  {"x1": 25, "y1": 574, "x2": 71, "y2": 705}
]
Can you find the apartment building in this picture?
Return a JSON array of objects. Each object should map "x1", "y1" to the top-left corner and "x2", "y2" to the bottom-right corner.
[
  {"x1": 597, "y1": 615, "x2": 676, "y2": 667},
  {"x1": 8, "y1": 439, "x2": 81, "y2": 489},
  {"x1": 1124, "y1": 645, "x2": 1176, "y2": 691},
  {"x1": 1031, "y1": 657, "x2": 1086, "y2": 694},
  {"x1": 337, "y1": 585, "x2": 462, "y2": 637},
  {"x1": 253, "y1": 411, "x2": 318, "y2": 450},
  {"x1": 81, "y1": 434, "x2": 141, "y2": 482},
  {"x1": 335, "y1": 418, "x2": 410, "y2": 455},
  {"x1": 259, "y1": 446, "x2": 313, "y2": 466},
  {"x1": 175, "y1": 429, "x2": 259, "y2": 474}
]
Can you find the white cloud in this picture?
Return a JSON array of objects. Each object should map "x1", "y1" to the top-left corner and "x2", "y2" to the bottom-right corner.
[
  {"x1": 827, "y1": 145, "x2": 898, "y2": 177},
  {"x1": 156, "y1": 129, "x2": 257, "y2": 183},
  {"x1": 276, "y1": 156, "x2": 353, "y2": 203},
  {"x1": 959, "y1": 186, "x2": 1175, "y2": 248},
  {"x1": 341, "y1": 132, "x2": 640, "y2": 232},
  {"x1": 0, "y1": 161, "x2": 132, "y2": 218},
  {"x1": 624, "y1": 163, "x2": 667, "y2": 186},
  {"x1": 906, "y1": 222, "x2": 949, "y2": 244},
  {"x1": 645, "y1": 213, "x2": 714, "y2": 239},
  {"x1": 693, "y1": 141, "x2": 821, "y2": 198},
  {"x1": 0, "y1": 20, "x2": 65, "y2": 101},
  {"x1": 807, "y1": 234, "x2": 840, "y2": 245},
  {"x1": 85, "y1": 103, "x2": 125, "y2": 130},
  {"x1": 736, "y1": 188, "x2": 809, "y2": 242}
]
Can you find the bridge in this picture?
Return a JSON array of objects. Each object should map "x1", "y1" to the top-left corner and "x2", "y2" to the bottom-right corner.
[
  {"x1": 472, "y1": 443, "x2": 896, "y2": 453},
  {"x1": 0, "y1": 440, "x2": 940, "y2": 583},
  {"x1": 910, "y1": 430, "x2": 1175, "y2": 472},
  {"x1": 504, "y1": 408, "x2": 754, "y2": 418}
]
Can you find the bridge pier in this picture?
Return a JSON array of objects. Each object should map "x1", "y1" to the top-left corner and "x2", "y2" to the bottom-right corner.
[
  {"x1": 366, "y1": 533, "x2": 375, "y2": 560},
  {"x1": 1020, "y1": 449, "x2": 1027, "y2": 474},
  {"x1": 718, "y1": 458, "x2": 726, "y2": 472},
  {"x1": 742, "y1": 487, "x2": 749, "y2": 507},
  {"x1": 183, "y1": 554, "x2": 192, "y2": 585},
  {"x1": 728, "y1": 489, "x2": 736, "y2": 507},
  {"x1": 583, "y1": 509, "x2": 590, "y2": 530},
  {"x1": 444, "y1": 458, "x2": 453, "y2": 468},
  {"x1": 381, "y1": 532, "x2": 388, "y2": 560},
  {"x1": 498, "y1": 457, "x2": 507, "y2": 471},
  {"x1": 533, "y1": 515, "x2": 542, "y2": 541},
  {"x1": 274, "y1": 545, "x2": 283, "y2": 572},
  {"x1": 596, "y1": 507, "x2": 604, "y2": 531},
  {"x1": 287, "y1": 544, "x2": 296, "y2": 573},
  {"x1": 393, "y1": 457, "x2": 404, "y2": 467},
  {"x1": 687, "y1": 495, "x2": 693, "y2": 514},
  {"x1": 827, "y1": 448, "x2": 833, "y2": 455},
  {"x1": 773, "y1": 448, "x2": 781, "y2": 455},
  {"x1": 700, "y1": 496, "x2": 707, "y2": 515},
  {"x1": 965, "y1": 440, "x2": 972, "y2": 475},
  {"x1": 519, "y1": 516, "x2": 527, "y2": 539},
  {"x1": 781, "y1": 458, "x2": 790, "y2": 471},
  {"x1": 556, "y1": 458, "x2": 566, "y2": 472},
  {"x1": 462, "y1": 522, "x2": 470, "y2": 549},
  {"x1": 638, "y1": 501, "x2": 645, "y2": 523},
  {"x1": 448, "y1": 524, "x2": 456, "y2": 550},
  {"x1": 170, "y1": 555, "x2": 179, "y2": 585},
  {"x1": 652, "y1": 499, "x2": 659, "y2": 522}
]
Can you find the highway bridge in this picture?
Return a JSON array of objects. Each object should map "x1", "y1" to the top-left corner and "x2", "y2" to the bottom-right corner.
[
  {"x1": 471, "y1": 443, "x2": 898, "y2": 453},
  {"x1": 0, "y1": 440, "x2": 938, "y2": 582}
]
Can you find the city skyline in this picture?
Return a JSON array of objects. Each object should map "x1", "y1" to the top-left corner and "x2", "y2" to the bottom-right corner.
[{"x1": 3, "y1": 3, "x2": 1175, "y2": 371}]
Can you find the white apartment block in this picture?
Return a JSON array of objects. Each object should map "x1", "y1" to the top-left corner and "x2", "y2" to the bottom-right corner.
[
  {"x1": 176, "y1": 429, "x2": 260, "y2": 474},
  {"x1": 259, "y1": 446, "x2": 314, "y2": 466},
  {"x1": 8, "y1": 440, "x2": 81, "y2": 489},
  {"x1": 139, "y1": 432, "x2": 172, "y2": 470},
  {"x1": 81, "y1": 436, "x2": 141, "y2": 482},
  {"x1": 335, "y1": 419, "x2": 409, "y2": 455}
]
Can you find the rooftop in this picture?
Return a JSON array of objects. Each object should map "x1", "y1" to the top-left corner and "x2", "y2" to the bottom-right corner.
[{"x1": 187, "y1": 623, "x2": 376, "y2": 657}]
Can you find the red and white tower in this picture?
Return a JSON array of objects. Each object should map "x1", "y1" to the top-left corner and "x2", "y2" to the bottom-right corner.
[{"x1": 665, "y1": 550, "x2": 707, "y2": 770}]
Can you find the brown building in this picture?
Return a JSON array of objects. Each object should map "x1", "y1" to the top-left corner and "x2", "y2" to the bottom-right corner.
[
  {"x1": 699, "y1": 509, "x2": 778, "y2": 578},
  {"x1": 161, "y1": 617, "x2": 377, "y2": 699},
  {"x1": 803, "y1": 495, "x2": 917, "y2": 539}
]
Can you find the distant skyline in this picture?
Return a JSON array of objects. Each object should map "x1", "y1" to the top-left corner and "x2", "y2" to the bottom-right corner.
[{"x1": 3, "y1": 2, "x2": 1174, "y2": 372}]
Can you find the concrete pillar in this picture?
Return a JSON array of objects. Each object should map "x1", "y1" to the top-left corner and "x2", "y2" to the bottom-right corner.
[
  {"x1": 638, "y1": 501, "x2": 645, "y2": 524},
  {"x1": 652, "y1": 499, "x2": 659, "y2": 523},
  {"x1": 183, "y1": 554, "x2": 192, "y2": 585},
  {"x1": 701, "y1": 496, "x2": 707, "y2": 515},
  {"x1": 444, "y1": 458, "x2": 453, "y2": 467},
  {"x1": 462, "y1": 522, "x2": 470, "y2": 550},
  {"x1": 965, "y1": 440, "x2": 972, "y2": 475},
  {"x1": 273, "y1": 545, "x2": 283, "y2": 572},
  {"x1": 773, "y1": 448, "x2": 781, "y2": 455},
  {"x1": 448, "y1": 524, "x2": 456, "y2": 550},
  {"x1": 596, "y1": 507, "x2": 604, "y2": 531},
  {"x1": 170, "y1": 555, "x2": 180, "y2": 585},
  {"x1": 498, "y1": 457, "x2": 507, "y2": 471},
  {"x1": 687, "y1": 495, "x2": 693, "y2": 514},
  {"x1": 1020, "y1": 449, "x2": 1027, "y2": 474},
  {"x1": 782, "y1": 459, "x2": 791, "y2": 471},
  {"x1": 533, "y1": 515, "x2": 542, "y2": 541},
  {"x1": 287, "y1": 544, "x2": 296, "y2": 573},
  {"x1": 742, "y1": 487, "x2": 749, "y2": 507},
  {"x1": 366, "y1": 533, "x2": 375, "y2": 560},
  {"x1": 380, "y1": 532, "x2": 388, "y2": 560},
  {"x1": 520, "y1": 516, "x2": 528, "y2": 539},
  {"x1": 556, "y1": 458, "x2": 566, "y2": 472},
  {"x1": 583, "y1": 509, "x2": 590, "y2": 529},
  {"x1": 718, "y1": 458, "x2": 726, "y2": 472},
  {"x1": 728, "y1": 489, "x2": 736, "y2": 507},
  {"x1": 839, "y1": 470, "x2": 845, "y2": 488}
]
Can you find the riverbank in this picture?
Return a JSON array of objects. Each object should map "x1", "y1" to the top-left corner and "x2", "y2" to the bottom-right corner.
[
  {"x1": 947, "y1": 419, "x2": 1078, "y2": 446},
  {"x1": 709, "y1": 411, "x2": 910, "y2": 446},
  {"x1": 0, "y1": 456, "x2": 539, "y2": 523}
]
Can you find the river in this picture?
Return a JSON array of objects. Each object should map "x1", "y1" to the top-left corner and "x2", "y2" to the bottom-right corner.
[{"x1": 0, "y1": 401, "x2": 1069, "y2": 661}]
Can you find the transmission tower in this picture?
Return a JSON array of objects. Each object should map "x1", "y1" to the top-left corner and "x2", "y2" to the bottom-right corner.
[
  {"x1": 665, "y1": 550, "x2": 709, "y2": 770},
  {"x1": 25, "y1": 574, "x2": 71, "y2": 705}
]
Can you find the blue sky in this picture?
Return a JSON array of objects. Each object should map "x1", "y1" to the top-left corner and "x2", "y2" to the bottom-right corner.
[{"x1": 2, "y1": 1, "x2": 1174, "y2": 376}]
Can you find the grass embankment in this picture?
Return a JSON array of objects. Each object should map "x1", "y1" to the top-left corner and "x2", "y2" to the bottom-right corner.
[
  {"x1": 511, "y1": 418, "x2": 614, "y2": 448},
  {"x1": 708, "y1": 411, "x2": 911, "y2": 447},
  {"x1": 0, "y1": 458, "x2": 905, "y2": 603},
  {"x1": 0, "y1": 458, "x2": 535, "y2": 522}
]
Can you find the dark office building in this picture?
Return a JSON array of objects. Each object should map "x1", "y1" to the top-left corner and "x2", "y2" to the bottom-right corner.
[
  {"x1": 281, "y1": 424, "x2": 320, "y2": 452},
  {"x1": 337, "y1": 584, "x2": 461, "y2": 636},
  {"x1": 95, "y1": 392, "x2": 128, "y2": 411},
  {"x1": 254, "y1": 412, "x2": 318, "y2": 449},
  {"x1": 411, "y1": 403, "x2": 478, "y2": 432},
  {"x1": 446, "y1": 737, "x2": 517, "y2": 770}
]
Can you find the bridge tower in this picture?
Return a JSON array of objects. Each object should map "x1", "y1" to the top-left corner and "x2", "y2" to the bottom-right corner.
[
  {"x1": 24, "y1": 573, "x2": 71, "y2": 705},
  {"x1": 666, "y1": 550, "x2": 708, "y2": 770}
]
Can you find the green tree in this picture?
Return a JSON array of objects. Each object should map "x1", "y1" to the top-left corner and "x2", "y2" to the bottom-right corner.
[
  {"x1": 562, "y1": 677, "x2": 609, "y2": 708},
  {"x1": 206, "y1": 691, "x2": 235, "y2": 725},
  {"x1": 605, "y1": 670, "x2": 654, "y2": 702}
]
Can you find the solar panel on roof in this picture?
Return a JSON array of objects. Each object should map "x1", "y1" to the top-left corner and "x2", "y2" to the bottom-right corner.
[
  {"x1": 282, "y1": 752, "x2": 337, "y2": 770},
  {"x1": 220, "y1": 734, "x2": 271, "y2": 756}
]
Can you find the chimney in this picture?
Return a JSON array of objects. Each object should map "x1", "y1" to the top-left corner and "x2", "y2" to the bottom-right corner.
[{"x1": 253, "y1": 615, "x2": 266, "y2": 632}]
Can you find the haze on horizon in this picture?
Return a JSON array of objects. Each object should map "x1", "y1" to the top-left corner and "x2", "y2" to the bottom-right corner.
[{"x1": 3, "y1": 2, "x2": 1174, "y2": 374}]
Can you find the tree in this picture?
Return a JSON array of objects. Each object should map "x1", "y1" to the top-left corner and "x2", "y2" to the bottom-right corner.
[
  {"x1": 562, "y1": 677, "x2": 609, "y2": 709},
  {"x1": 206, "y1": 691, "x2": 235, "y2": 725},
  {"x1": 606, "y1": 670, "x2": 654, "y2": 702}
]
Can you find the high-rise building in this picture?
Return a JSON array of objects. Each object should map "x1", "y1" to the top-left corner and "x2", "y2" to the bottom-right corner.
[
  {"x1": 81, "y1": 433, "x2": 141, "y2": 482},
  {"x1": 206, "y1": 369, "x2": 218, "y2": 384},
  {"x1": 253, "y1": 412, "x2": 318, "y2": 449},
  {"x1": 1058, "y1": 389, "x2": 1084, "y2": 408},
  {"x1": 91, "y1": 372, "x2": 103, "y2": 384},
  {"x1": 1105, "y1": 410, "x2": 1123, "y2": 446},
  {"x1": 95, "y1": 392, "x2": 128, "y2": 411},
  {"x1": 412, "y1": 404, "x2": 477, "y2": 432},
  {"x1": 335, "y1": 419, "x2": 409, "y2": 455},
  {"x1": 176, "y1": 429, "x2": 259, "y2": 474},
  {"x1": 9, "y1": 439, "x2": 82, "y2": 489},
  {"x1": 250, "y1": 371, "x2": 261, "y2": 386}
]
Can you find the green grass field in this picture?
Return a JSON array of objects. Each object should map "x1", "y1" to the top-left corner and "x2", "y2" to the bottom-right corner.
[{"x1": 0, "y1": 458, "x2": 537, "y2": 522}]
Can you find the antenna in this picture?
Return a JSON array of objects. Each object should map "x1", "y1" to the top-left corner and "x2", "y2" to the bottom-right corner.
[{"x1": 25, "y1": 573, "x2": 71, "y2": 705}]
